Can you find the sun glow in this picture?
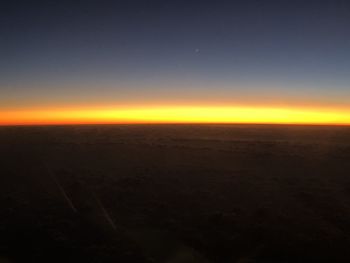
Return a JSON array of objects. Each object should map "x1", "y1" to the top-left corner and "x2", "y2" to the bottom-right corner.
[{"x1": 1, "y1": 105, "x2": 350, "y2": 126}]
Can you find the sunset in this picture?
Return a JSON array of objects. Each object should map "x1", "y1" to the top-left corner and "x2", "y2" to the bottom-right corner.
[
  {"x1": 1, "y1": 1, "x2": 350, "y2": 262},
  {"x1": 2, "y1": 105, "x2": 350, "y2": 126},
  {"x1": 1, "y1": 1, "x2": 350, "y2": 126}
]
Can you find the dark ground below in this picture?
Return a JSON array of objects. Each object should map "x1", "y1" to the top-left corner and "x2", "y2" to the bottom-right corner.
[{"x1": 1, "y1": 124, "x2": 350, "y2": 262}]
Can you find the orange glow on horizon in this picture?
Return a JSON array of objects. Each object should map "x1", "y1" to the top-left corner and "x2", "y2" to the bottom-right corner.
[{"x1": 1, "y1": 105, "x2": 350, "y2": 126}]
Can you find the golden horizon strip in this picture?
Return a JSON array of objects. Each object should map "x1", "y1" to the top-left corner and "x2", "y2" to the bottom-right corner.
[{"x1": 1, "y1": 106, "x2": 350, "y2": 125}]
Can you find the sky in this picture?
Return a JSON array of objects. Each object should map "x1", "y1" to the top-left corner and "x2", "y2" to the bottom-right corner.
[{"x1": 1, "y1": 0, "x2": 350, "y2": 125}]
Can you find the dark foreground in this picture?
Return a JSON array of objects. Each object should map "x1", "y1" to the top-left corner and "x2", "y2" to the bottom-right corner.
[{"x1": 1, "y1": 124, "x2": 350, "y2": 263}]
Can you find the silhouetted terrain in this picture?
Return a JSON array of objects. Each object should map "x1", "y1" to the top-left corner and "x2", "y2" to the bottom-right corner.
[{"x1": 1, "y1": 124, "x2": 350, "y2": 262}]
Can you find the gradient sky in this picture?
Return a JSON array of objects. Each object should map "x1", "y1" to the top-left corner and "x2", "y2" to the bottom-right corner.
[{"x1": 1, "y1": 0, "x2": 350, "y2": 124}]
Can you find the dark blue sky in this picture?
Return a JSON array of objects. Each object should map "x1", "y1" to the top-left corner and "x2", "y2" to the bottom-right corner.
[{"x1": 1, "y1": 0, "x2": 350, "y2": 109}]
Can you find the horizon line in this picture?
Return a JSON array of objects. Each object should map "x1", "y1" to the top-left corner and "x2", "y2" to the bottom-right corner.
[
  {"x1": 1, "y1": 122, "x2": 350, "y2": 128},
  {"x1": 1, "y1": 105, "x2": 350, "y2": 126}
]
